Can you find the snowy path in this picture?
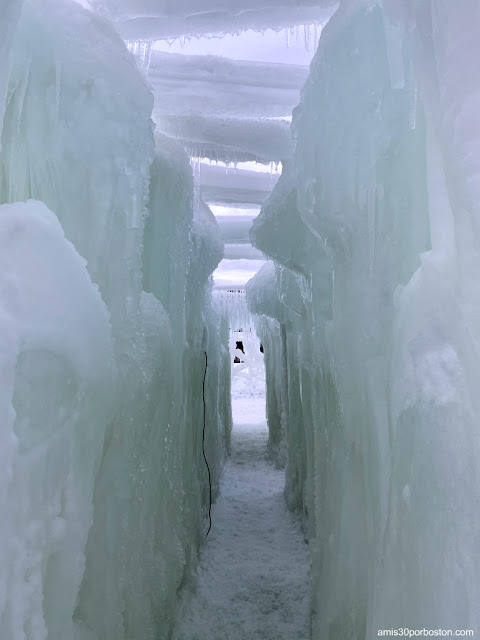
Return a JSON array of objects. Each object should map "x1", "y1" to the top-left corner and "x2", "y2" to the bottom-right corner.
[{"x1": 172, "y1": 397, "x2": 311, "y2": 640}]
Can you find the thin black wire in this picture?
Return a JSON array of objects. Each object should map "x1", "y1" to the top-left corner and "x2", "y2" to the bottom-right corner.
[{"x1": 202, "y1": 351, "x2": 213, "y2": 539}]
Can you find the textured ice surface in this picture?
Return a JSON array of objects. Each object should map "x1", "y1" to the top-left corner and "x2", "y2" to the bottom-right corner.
[
  {"x1": 89, "y1": 0, "x2": 336, "y2": 40},
  {"x1": 0, "y1": 200, "x2": 114, "y2": 640},
  {"x1": 150, "y1": 53, "x2": 308, "y2": 121},
  {"x1": 0, "y1": 0, "x2": 155, "y2": 331},
  {"x1": 247, "y1": 1, "x2": 480, "y2": 637},
  {"x1": 214, "y1": 290, "x2": 266, "y2": 398},
  {"x1": 2, "y1": 0, "x2": 480, "y2": 637},
  {"x1": 0, "y1": 0, "x2": 23, "y2": 151},
  {"x1": 155, "y1": 115, "x2": 294, "y2": 165},
  {"x1": 0, "y1": 2, "x2": 231, "y2": 639},
  {"x1": 171, "y1": 397, "x2": 310, "y2": 640},
  {"x1": 201, "y1": 162, "x2": 279, "y2": 206},
  {"x1": 153, "y1": 26, "x2": 318, "y2": 66},
  {"x1": 149, "y1": 52, "x2": 303, "y2": 167}
]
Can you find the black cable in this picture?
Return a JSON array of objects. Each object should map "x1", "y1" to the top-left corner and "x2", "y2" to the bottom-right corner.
[{"x1": 202, "y1": 351, "x2": 213, "y2": 539}]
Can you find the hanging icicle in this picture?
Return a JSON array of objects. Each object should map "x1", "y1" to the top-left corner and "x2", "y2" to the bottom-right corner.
[
  {"x1": 304, "y1": 24, "x2": 311, "y2": 53},
  {"x1": 189, "y1": 153, "x2": 202, "y2": 213},
  {"x1": 124, "y1": 39, "x2": 153, "y2": 74},
  {"x1": 314, "y1": 24, "x2": 320, "y2": 51}
]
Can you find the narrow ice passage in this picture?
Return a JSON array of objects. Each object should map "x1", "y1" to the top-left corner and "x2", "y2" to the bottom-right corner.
[{"x1": 172, "y1": 396, "x2": 311, "y2": 640}]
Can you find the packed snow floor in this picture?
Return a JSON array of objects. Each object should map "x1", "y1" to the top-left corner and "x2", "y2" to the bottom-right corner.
[{"x1": 172, "y1": 396, "x2": 311, "y2": 640}]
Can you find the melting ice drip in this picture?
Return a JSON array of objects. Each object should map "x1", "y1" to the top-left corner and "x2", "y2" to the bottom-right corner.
[{"x1": 125, "y1": 40, "x2": 153, "y2": 72}]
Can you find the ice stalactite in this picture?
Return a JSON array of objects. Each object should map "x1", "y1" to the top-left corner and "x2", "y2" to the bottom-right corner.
[
  {"x1": 125, "y1": 39, "x2": 153, "y2": 72},
  {"x1": 213, "y1": 289, "x2": 259, "y2": 337},
  {"x1": 281, "y1": 23, "x2": 323, "y2": 52},
  {"x1": 189, "y1": 152, "x2": 202, "y2": 213},
  {"x1": 304, "y1": 23, "x2": 311, "y2": 52},
  {"x1": 213, "y1": 289, "x2": 265, "y2": 400}
]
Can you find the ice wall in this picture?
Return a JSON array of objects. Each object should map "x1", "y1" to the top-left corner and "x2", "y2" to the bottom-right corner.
[
  {"x1": 0, "y1": 0, "x2": 23, "y2": 149},
  {"x1": 0, "y1": 0, "x2": 154, "y2": 334},
  {"x1": 0, "y1": 200, "x2": 114, "y2": 640},
  {"x1": 0, "y1": 1, "x2": 230, "y2": 639},
  {"x1": 248, "y1": 1, "x2": 480, "y2": 637}
]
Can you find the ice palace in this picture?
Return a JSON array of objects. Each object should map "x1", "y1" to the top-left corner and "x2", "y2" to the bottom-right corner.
[{"x1": 0, "y1": 1, "x2": 480, "y2": 639}]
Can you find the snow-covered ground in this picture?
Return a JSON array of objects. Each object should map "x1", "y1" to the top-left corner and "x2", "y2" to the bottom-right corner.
[{"x1": 172, "y1": 395, "x2": 311, "y2": 640}]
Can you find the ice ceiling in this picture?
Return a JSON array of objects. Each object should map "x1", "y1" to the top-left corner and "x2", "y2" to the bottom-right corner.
[
  {"x1": 88, "y1": 0, "x2": 337, "y2": 39},
  {"x1": 116, "y1": 1, "x2": 337, "y2": 288}
]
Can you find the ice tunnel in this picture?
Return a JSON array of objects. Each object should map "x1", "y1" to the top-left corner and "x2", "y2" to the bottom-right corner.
[{"x1": 1, "y1": 0, "x2": 479, "y2": 638}]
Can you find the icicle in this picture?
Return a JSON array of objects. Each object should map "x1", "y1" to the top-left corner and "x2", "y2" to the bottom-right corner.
[
  {"x1": 144, "y1": 41, "x2": 153, "y2": 72},
  {"x1": 314, "y1": 24, "x2": 320, "y2": 51},
  {"x1": 304, "y1": 24, "x2": 311, "y2": 53},
  {"x1": 125, "y1": 39, "x2": 153, "y2": 74},
  {"x1": 191, "y1": 154, "x2": 201, "y2": 213},
  {"x1": 285, "y1": 27, "x2": 290, "y2": 49}
]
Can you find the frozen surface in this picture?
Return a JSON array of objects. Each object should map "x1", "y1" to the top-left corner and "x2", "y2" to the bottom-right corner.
[
  {"x1": 0, "y1": 200, "x2": 114, "y2": 640},
  {"x1": 90, "y1": 0, "x2": 336, "y2": 40},
  {"x1": 153, "y1": 27, "x2": 318, "y2": 65},
  {"x1": 171, "y1": 396, "x2": 311, "y2": 640},
  {"x1": 0, "y1": 2, "x2": 231, "y2": 639},
  {"x1": 216, "y1": 213, "x2": 258, "y2": 244},
  {"x1": 155, "y1": 115, "x2": 293, "y2": 164},
  {"x1": 0, "y1": 0, "x2": 23, "y2": 150},
  {"x1": 201, "y1": 162, "x2": 279, "y2": 206},
  {"x1": 247, "y1": 1, "x2": 480, "y2": 637},
  {"x1": 150, "y1": 53, "x2": 308, "y2": 120},
  {"x1": 3, "y1": 0, "x2": 480, "y2": 637},
  {"x1": 0, "y1": 0, "x2": 155, "y2": 331}
]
